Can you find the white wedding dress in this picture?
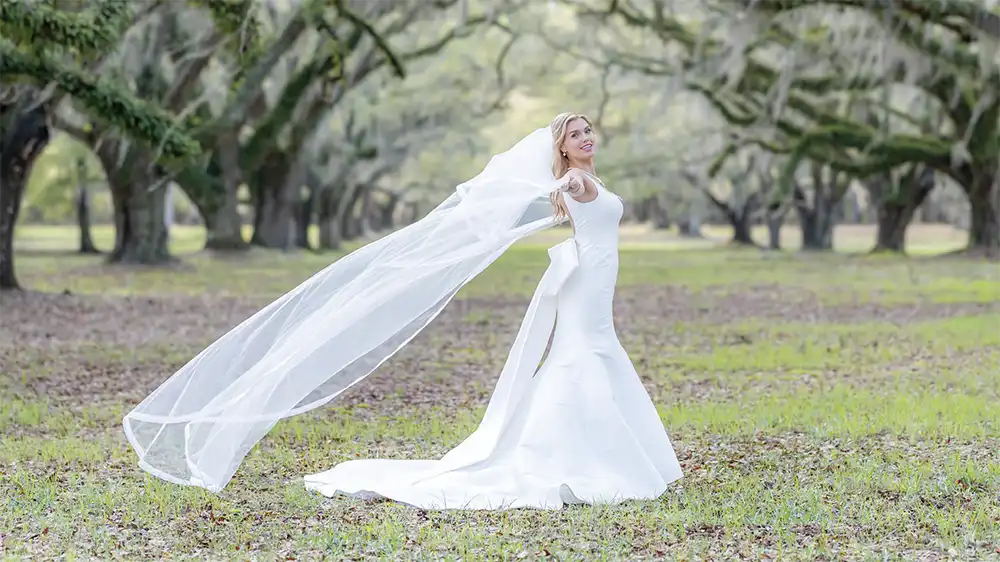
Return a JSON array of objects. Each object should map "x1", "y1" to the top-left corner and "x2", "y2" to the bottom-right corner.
[{"x1": 304, "y1": 176, "x2": 683, "y2": 510}]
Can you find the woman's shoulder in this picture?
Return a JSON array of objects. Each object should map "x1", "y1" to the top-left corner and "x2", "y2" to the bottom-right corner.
[{"x1": 579, "y1": 170, "x2": 605, "y2": 187}]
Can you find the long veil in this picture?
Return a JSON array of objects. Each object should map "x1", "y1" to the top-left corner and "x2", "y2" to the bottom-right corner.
[{"x1": 123, "y1": 127, "x2": 563, "y2": 492}]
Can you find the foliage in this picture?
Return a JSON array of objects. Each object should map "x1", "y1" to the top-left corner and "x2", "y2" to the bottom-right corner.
[
  {"x1": 21, "y1": 134, "x2": 107, "y2": 222},
  {"x1": 0, "y1": 0, "x2": 200, "y2": 159},
  {"x1": 557, "y1": 0, "x2": 1000, "y2": 251},
  {"x1": 10, "y1": 0, "x2": 997, "y2": 254},
  {"x1": 0, "y1": 0, "x2": 129, "y2": 55}
]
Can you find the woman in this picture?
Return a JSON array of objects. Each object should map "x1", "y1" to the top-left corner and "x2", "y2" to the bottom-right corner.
[
  {"x1": 123, "y1": 113, "x2": 682, "y2": 510},
  {"x1": 304, "y1": 113, "x2": 683, "y2": 509}
]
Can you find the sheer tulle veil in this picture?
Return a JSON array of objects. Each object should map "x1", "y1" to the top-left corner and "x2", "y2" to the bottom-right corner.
[{"x1": 123, "y1": 127, "x2": 563, "y2": 492}]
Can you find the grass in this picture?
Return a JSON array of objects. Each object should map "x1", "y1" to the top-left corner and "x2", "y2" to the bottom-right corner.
[{"x1": 2, "y1": 224, "x2": 998, "y2": 561}]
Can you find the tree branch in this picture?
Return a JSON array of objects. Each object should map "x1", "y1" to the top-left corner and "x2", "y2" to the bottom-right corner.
[{"x1": 0, "y1": 37, "x2": 199, "y2": 160}]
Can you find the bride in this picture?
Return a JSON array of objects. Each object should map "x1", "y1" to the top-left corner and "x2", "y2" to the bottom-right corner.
[{"x1": 123, "y1": 112, "x2": 682, "y2": 510}]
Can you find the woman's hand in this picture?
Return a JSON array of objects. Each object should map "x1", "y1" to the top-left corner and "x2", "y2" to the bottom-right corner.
[
  {"x1": 558, "y1": 169, "x2": 586, "y2": 196},
  {"x1": 561, "y1": 175, "x2": 585, "y2": 196}
]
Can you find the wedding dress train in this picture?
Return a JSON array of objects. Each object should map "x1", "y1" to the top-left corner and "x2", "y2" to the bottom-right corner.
[{"x1": 304, "y1": 177, "x2": 683, "y2": 509}]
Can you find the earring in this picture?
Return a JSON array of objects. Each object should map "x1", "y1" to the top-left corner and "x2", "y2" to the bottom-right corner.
[{"x1": 561, "y1": 152, "x2": 567, "y2": 157}]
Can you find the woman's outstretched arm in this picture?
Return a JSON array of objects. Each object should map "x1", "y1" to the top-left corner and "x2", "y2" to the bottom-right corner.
[{"x1": 557, "y1": 168, "x2": 598, "y2": 202}]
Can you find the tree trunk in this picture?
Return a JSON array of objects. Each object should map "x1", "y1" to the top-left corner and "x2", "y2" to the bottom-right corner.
[
  {"x1": 731, "y1": 210, "x2": 755, "y2": 245},
  {"x1": 0, "y1": 170, "x2": 26, "y2": 290},
  {"x1": 74, "y1": 157, "x2": 100, "y2": 254},
  {"x1": 678, "y1": 212, "x2": 702, "y2": 237},
  {"x1": 634, "y1": 197, "x2": 651, "y2": 223},
  {"x1": 203, "y1": 189, "x2": 245, "y2": 250},
  {"x1": 93, "y1": 141, "x2": 173, "y2": 264},
  {"x1": 766, "y1": 210, "x2": 786, "y2": 250},
  {"x1": 705, "y1": 190, "x2": 758, "y2": 246},
  {"x1": 797, "y1": 165, "x2": 851, "y2": 251},
  {"x1": 317, "y1": 212, "x2": 340, "y2": 250},
  {"x1": 107, "y1": 172, "x2": 172, "y2": 264},
  {"x1": 171, "y1": 137, "x2": 245, "y2": 251},
  {"x1": 402, "y1": 201, "x2": 421, "y2": 226},
  {"x1": 294, "y1": 188, "x2": 316, "y2": 250},
  {"x1": 873, "y1": 203, "x2": 913, "y2": 253},
  {"x1": 250, "y1": 157, "x2": 299, "y2": 250},
  {"x1": 341, "y1": 211, "x2": 361, "y2": 241},
  {"x1": 797, "y1": 204, "x2": 835, "y2": 250},
  {"x1": 360, "y1": 185, "x2": 374, "y2": 237},
  {"x1": 203, "y1": 138, "x2": 247, "y2": 251},
  {"x1": 338, "y1": 182, "x2": 366, "y2": 242},
  {"x1": 796, "y1": 188, "x2": 836, "y2": 251},
  {"x1": 648, "y1": 195, "x2": 671, "y2": 229},
  {"x1": 76, "y1": 181, "x2": 99, "y2": 254},
  {"x1": 966, "y1": 170, "x2": 1000, "y2": 256},
  {"x1": 377, "y1": 192, "x2": 401, "y2": 230},
  {"x1": 872, "y1": 166, "x2": 935, "y2": 254},
  {"x1": 252, "y1": 191, "x2": 296, "y2": 249},
  {"x1": 317, "y1": 184, "x2": 345, "y2": 251},
  {"x1": 0, "y1": 102, "x2": 51, "y2": 289}
]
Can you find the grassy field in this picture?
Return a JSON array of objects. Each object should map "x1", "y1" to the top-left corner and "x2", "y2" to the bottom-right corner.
[{"x1": 2, "y1": 224, "x2": 998, "y2": 561}]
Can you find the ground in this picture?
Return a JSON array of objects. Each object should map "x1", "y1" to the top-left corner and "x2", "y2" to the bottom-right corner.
[{"x1": 1, "y1": 224, "x2": 998, "y2": 561}]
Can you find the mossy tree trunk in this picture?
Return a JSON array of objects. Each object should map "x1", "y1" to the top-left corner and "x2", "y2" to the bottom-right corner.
[
  {"x1": 0, "y1": 100, "x2": 51, "y2": 290},
  {"x1": 964, "y1": 166, "x2": 1000, "y2": 256},
  {"x1": 316, "y1": 184, "x2": 344, "y2": 252},
  {"x1": 705, "y1": 189, "x2": 759, "y2": 246},
  {"x1": 250, "y1": 154, "x2": 300, "y2": 250},
  {"x1": 765, "y1": 207, "x2": 787, "y2": 250},
  {"x1": 868, "y1": 165, "x2": 936, "y2": 253}
]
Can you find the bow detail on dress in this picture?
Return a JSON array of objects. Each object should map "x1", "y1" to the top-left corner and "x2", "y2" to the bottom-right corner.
[{"x1": 412, "y1": 239, "x2": 579, "y2": 481}]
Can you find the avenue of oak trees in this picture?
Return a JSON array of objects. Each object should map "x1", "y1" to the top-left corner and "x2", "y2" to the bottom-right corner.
[
  {"x1": 1, "y1": 0, "x2": 200, "y2": 288},
  {"x1": 1, "y1": 0, "x2": 523, "y2": 290},
  {"x1": 3, "y1": 1, "x2": 997, "y2": 293},
  {"x1": 581, "y1": 0, "x2": 998, "y2": 254}
]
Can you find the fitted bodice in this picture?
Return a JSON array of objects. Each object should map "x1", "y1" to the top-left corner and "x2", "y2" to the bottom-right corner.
[
  {"x1": 553, "y1": 174, "x2": 623, "y2": 347},
  {"x1": 561, "y1": 173, "x2": 624, "y2": 249}
]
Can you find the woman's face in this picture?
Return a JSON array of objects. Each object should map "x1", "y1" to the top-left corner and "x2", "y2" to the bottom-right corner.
[{"x1": 561, "y1": 119, "x2": 596, "y2": 161}]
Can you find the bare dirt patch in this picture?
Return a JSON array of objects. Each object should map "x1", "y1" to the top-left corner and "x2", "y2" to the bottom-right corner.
[
  {"x1": 0, "y1": 290, "x2": 266, "y2": 349},
  {"x1": 2, "y1": 284, "x2": 994, "y2": 412},
  {"x1": 3, "y1": 284, "x2": 991, "y2": 350},
  {"x1": 615, "y1": 284, "x2": 997, "y2": 324}
]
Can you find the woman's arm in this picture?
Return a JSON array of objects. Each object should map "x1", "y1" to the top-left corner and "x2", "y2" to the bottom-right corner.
[{"x1": 557, "y1": 168, "x2": 598, "y2": 202}]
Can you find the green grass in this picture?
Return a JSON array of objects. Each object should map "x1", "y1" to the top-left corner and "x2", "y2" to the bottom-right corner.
[{"x1": 2, "y1": 225, "x2": 998, "y2": 561}]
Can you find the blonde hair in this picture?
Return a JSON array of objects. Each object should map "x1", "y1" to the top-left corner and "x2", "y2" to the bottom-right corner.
[{"x1": 549, "y1": 112, "x2": 593, "y2": 221}]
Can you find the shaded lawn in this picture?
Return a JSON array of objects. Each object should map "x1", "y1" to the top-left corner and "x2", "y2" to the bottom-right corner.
[{"x1": 1, "y1": 226, "x2": 998, "y2": 561}]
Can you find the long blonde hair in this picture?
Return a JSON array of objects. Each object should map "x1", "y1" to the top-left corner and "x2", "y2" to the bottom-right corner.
[{"x1": 549, "y1": 112, "x2": 593, "y2": 221}]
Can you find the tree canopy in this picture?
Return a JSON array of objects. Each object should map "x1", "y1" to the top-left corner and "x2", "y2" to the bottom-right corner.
[{"x1": 4, "y1": 0, "x2": 998, "y2": 291}]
